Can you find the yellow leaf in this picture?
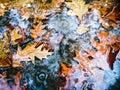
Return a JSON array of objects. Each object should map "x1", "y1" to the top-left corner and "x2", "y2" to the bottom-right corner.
[
  {"x1": 17, "y1": 43, "x2": 37, "y2": 56},
  {"x1": 17, "y1": 43, "x2": 52, "y2": 63},
  {"x1": 36, "y1": 0, "x2": 63, "y2": 10},
  {"x1": 11, "y1": 29, "x2": 22, "y2": 45},
  {"x1": 11, "y1": 0, "x2": 33, "y2": 8},
  {"x1": 0, "y1": 33, "x2": 12, "y2": 67},
  {"x1": 28, "y1": 45, "x2": 52, "y2": 62},
  {"x1": 0, "y1": 3, "x2": 6, "y2": 16},
  {"x1": 65, "y1": 0, "x2": 88, "y2": 19}
]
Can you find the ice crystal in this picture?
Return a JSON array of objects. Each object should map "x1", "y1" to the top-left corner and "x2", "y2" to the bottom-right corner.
[{"x1": 48, "y1": 8, "x2": 79, "y2": 35}]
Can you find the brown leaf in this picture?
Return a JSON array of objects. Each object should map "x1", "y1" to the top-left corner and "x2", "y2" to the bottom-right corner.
[
  {"x1": 60, "y1": 63, "x2": 72, "y2": 77},
  {"x1": 74, "y1": 50, "x2": 93, "y2": 74},
  {"x1": 30, "y1": 21, "x2": 43, "y2": 39},
  {"x1": 105, "y1": 2, "x2": 120, "y2": 24},
  {"x1": 107, "y1": 47, "x2": 119, "y2": 69}
]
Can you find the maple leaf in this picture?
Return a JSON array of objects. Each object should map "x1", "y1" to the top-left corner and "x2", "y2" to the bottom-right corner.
[{"x1": 65, "y1": 0, "x2": 88, "y2": 19}]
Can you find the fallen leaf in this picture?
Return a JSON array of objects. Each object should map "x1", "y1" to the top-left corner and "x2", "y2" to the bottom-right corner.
[
  {"x1": 0, "y1": 3, "x2": 6, "y2": 16},
  {"x1": 19, "y1": 8, "x2": 30, "y2": 20},
  {"x1": 36, "y1": 0, "x2": 63, "y2": 10},
  {"x1": 105, "y1": 2, "x2": 120, "y2": 24},
  {"x1": 97, "y1": 30, "x2": 109, "y2": 38},
  {"x1": 17, "y1": 43, "x2": 37, "y2": 56},
  {"x1": 17, "y1": 43, "x2": 52, "y2": 63},
  {"x1": 30, "y1": 21, "x2": 43, "y2": 39},
  {"x1": 0, "y1": 32, "x2": 12, "y2": 67},
  {"x1": 74, "y1": 50, "x2": 93, "y2": 74},
  {"x1": 11, "y1": 29, "x2": 22, "y2": 45},
  {"x1": 10, "y1": 0, "x2": 33, "y2": 8},
  {"x1": 107, "y1": 47, "x2": 119, "y2": 69},
  {"x1": 27, "y1": 44, "x2": 52, "y2": 62},
  {"x1": 65, "y1": 0, "x2": 88, "y2": 19},
  {"x1": 60, "y1": 63, "x2": 72, "y2": 77}
]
